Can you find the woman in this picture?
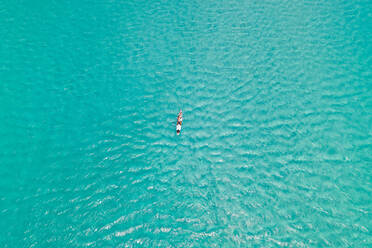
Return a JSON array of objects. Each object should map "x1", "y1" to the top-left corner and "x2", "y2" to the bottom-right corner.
[{"x1": 176, "y1": 110, "x2": 182, "y2": 135}]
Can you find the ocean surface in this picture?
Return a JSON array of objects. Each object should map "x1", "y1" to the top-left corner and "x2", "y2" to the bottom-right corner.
[{"x1": 1, "y1": 0, "x2": 371, "y2": 247}]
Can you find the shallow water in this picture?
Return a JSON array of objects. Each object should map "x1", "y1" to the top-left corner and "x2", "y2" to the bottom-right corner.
[{"x1": 1, "y1": 0, "x2": 371, "y2": 247}]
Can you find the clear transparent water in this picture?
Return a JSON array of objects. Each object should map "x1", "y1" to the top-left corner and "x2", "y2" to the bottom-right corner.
[{"x1": 1, "y1": 0, "x2": 371, "y2": 247}]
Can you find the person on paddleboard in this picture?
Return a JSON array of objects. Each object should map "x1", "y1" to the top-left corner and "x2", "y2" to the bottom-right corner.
[{"x1": 176, "y1": 110, "x2": 182, "y2": 135}]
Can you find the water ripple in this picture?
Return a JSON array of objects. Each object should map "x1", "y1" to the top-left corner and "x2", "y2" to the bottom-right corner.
[{"x1": 1, "y1": 0, "x2": 371, "y2": 247}]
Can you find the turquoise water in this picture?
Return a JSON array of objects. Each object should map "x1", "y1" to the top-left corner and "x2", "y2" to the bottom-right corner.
[{"x1": 1, "y1": 0, "x2": 371, "y2": 246}]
